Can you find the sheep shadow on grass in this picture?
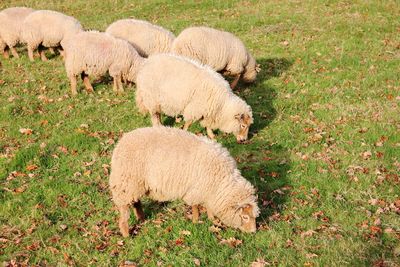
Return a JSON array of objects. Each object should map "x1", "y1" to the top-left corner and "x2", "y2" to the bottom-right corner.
[{"x1": 235, "y1": 57, "x2": 293, "y2": 136}]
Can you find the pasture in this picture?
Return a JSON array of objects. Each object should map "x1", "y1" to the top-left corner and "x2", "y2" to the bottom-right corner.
[{"x1": 0, "y1": 0, "x2": 399, "y2": 266}]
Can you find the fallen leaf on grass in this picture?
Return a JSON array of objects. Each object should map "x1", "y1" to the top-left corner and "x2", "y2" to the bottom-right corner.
[
  {"x1": 301, "y1": 230, "x2": 317, "y2": 238},
  {"x1": 26, "y1": 164, "x2": 38, "y2": 171},
  {"x1": 175, "y1": 238, "x2": 184, "y2": 246},
  {"x1": 219, "y1": 237, "x2": 242, "y2": 248},
  {"x1": 209, "y1": 225, "x2": 222, "y2": 233},
  {"x1": 58, "y1": 146, "x2": 68, "y2": 154},
  {"x1": 19, "y1": 128, "x2": 33, "y2": 135},
  {"x1": 194, "y1": 258, "x2": 201, "y2": 266},
  {"x1": 180, "y1": 230, "x2": 191, "y2": 236},
  {"x1": 306, "y1": 253, "x2": 318, "y2": 259},
  {"x1": 26, "y1": 241, "x2": 40, "y2": 251},
  {"x1": 251, "y1": 258, "x2": 270, "y2": 267},
  {"x1": 119, "y1": 260, "x2": 137, "y2": 267},
  {"x1": 14, "y1": 186, "x2": 26, "y2": 194},
  {"x1": 361, "y1": 151, "x2": 372, "y2": 160}
]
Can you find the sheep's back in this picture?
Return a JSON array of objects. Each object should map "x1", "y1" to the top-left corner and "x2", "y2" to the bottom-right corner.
[
  {"x1": 106, "y1": 19, "x2": 174, "y2": 57},
  {"x1": 64, "y1": 32, "x2": 118, "y2": 76},
  {"x1": 23, "y1": 10, "x2": 82, "y2": 46},
  {"x1": 137, "y1": 54, "x2": 229, "y2": 117},
  {"x1": 0, "y1": 7, "x2": 34, "y2": 45},
  {"x1": 111, "y1": 127, "x2": 236, "y2": 203},
  {"x1": 173, "y1": 27, "x2": 248, "y2": 72}
]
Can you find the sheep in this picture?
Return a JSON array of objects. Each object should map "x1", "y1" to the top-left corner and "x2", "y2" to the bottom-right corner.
[
  {"x1": 109, "y1": 126, "x2": 260, "y2": 237},
  {"x1": 135, "y1": 53, "x2": 253, "y2": 143},
  {"x1": 21, "y1": 10, "x2": 83, "y2": 62},
  {"x1": 105, "y1": 19, "x2": 175, "y2": 57},
  {"x1": 0, "y1": 7, "x2": 34, "y2": 59},
  {"x1": 62, "y1": 31, "x2": 145, "y2": 95},
  {"x1": 172, "y1": 26, "x2": 260, "y2": 89}
]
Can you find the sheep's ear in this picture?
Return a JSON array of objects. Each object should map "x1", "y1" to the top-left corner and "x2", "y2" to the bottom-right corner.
[{"x1": 241, "y1": 204, "x2": 253, "y2": 213}]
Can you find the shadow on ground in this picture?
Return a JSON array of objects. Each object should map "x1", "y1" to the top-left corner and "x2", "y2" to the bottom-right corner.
[
  {"x1": 228, "y1": 57, "x2": 293, "y2": 221},
  {"x1": 235, "y1": 57, "x2": 293, "y2": 135}
]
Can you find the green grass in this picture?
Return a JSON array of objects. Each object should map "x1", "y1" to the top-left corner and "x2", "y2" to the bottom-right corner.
[{"x1": 1, "y1": 0, "x2": 399, "y2": 266}]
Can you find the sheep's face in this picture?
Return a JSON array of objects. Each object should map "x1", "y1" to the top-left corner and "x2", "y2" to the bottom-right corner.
[
  {"x1": 242, "y1": 56, "x2": 260, "y2": 83},
  {"x1": 237, "y1": 204, "x2": 257, "y2": 233},
  {"x1": 234, "y1": 114, "x2": 253, "y2": 143}
]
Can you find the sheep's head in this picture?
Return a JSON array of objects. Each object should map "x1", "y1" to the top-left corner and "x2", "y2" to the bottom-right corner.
[
  {"x1": 242, "y1": 55, "x2": 260, "y2": 83},
  {"x1": 225, "y1": 203, "x2": 258, "y2": 233},
  {"x1": 126, "y1": 54, "x2": 146, "y2": 83},
  {"x1": 234, "y1": 113, "x2": 253, "y2": 143},
  {"x1": 238, "y1": 204, "x2": 258, "y2": 232}
]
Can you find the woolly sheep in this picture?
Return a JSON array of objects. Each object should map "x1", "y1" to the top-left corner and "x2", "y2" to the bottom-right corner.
[
  {"x1": 0, "y1": 7, "x2": 34, "y2": 59},
  {"x1": 62, "y1": 31, "x2": 145, "y2": 95},
  {"x1": 136, "y1": 53, "x2": 253, "y2": 143},
  {"x1": 109, "y1": 126, "x2": 260, "y2": 237},
  {"x1": 106, "y1": 19, "x2": 175, "y2": 57},
  {"x1": 21, "y1": 10, "x2": 83, "y2": 62},
  {"x1": 172, "y1": 26, "x2": 260, "y2": 89}
]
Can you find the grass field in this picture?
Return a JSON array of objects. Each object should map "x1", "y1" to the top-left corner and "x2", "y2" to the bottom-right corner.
[{"x1": 1, "y1": 0, "x2": 399, "y2": 266}]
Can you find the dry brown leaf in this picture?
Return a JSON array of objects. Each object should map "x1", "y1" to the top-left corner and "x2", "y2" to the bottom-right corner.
[
  {"x1": 119, "y1": 260, "x2": 137, "y2": 267},
  {"x1": 361, "y1": 151, "x2": 372, "y2": 160},
  {"x1": 26, "y1": 164, "x2": 38, "y2": 171},
  {"x1": 19, "y1": 128, "x2": 33, "y2": 135},
  {"x1": 194, "y1": 258, "x2": 201, "y2": 266},
  {"x1": 301, "y1": 230, "x2": 317, "y2": 238},
  {"x1": 306, "y1": 253, "x2": 318, "y2": 259},
  {"x1": 209, "y1": 225, "x2": 222, "y2": 233},
  {"x1": 251, "y1": 258, "x2": 270, "y2": 267},
  {"x1": 180, "y1": 230, "x2": 191, "y2": 236},
  {"x1": 219, "y1": 237, "x2": 242, "y2": 248}
]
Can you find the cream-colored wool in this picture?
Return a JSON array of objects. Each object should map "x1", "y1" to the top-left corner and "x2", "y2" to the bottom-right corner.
[
  {"x1": 109, "y1": 127, "x2": 260, "y2": 234},
  {"x1": 21, "y1": 10, "x2": 83, "y2": 61},
  {"x1": 106, "y1": 19, "x2": 175, "y2": 57},
  {"x1": 172, "y1": 26, "x2": 258, "y2": 88},
  {"x1": 135, "y1": 53, "x2": 253, "y2": 142},
  {"x1": 62, "y1": 31, "x2": 145, "y2": 95},
  {"x1": 0, "y1": 7, "x2": 34, "y2": 58}
]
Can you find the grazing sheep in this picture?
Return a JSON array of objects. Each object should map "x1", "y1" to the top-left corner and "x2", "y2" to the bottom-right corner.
[
  {"x1": 0, "y1": 7, "x2": 34, "y2": 59},
  {"x1": 21, "y1": 10, "x2": 83, "y2": 62},
  {"x1": 172, "y1": 26, "x2": 260, "y2": 89},
  {"x1": 62, "y1": 31, "x2": 145, "y2": 95},
  {"x1": 109, "y1": 127, "x2": 260, "y2": 237},
  {"x1": 106, "y1": 19, "x2": 175, "y2": 57},
  {"x1": 136, "y1": 53, "x2": 253, "y2": 143}
]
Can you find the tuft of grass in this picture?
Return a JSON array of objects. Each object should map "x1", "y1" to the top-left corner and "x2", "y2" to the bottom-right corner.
[{"x1": 1, "y1": 1, "x2": 399, "y2": 266}]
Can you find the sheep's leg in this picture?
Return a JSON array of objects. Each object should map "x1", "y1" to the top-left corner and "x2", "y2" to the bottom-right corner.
[
  {"x1": 112, "y1": 77, "x2": 119, "y2": 93},
  {"x1": 69, "y1": 75, "x2": 78, "y2": 96},
  {"x1": 192, "y1": 205, "x2": 199, "y2": 223},
  {"x1": 27, "y1": 47, "x2": 35, "y2": 61},
  {"x1": 10, "y1": 47, "x2": 19, "y2": 58},
  {"x1": 49, "y1": 47, "x2": 55, "y2": 54},
  {"x1": 3, "y1": 49, "x2": 9, "y2": 59},
  {"x1": 59, "y1": 49, "x2": 65, "y2": 59},
  {"x1": 230, "y1": 74, "x2": 241, "y2": 90},
  {"x1": 183, "y1": 120, "x2": 192, "y2": 131},
  {"x1": 206, "y1": 128, "x2": 215, "y2": 139},
  {"x1": 133, "y1": 200, "x2": 145, "y2": 221},
  {"x1": 81, "y1": 73, "x2": 94, "y2": 93},
  {"x1": 38, "y1": 46, "x2": 48, "y2": 61},
  {"x1": 118, "y1": 204, "x2": 131, "y2": 237},
  {"x1": 151, "y1": 112, "x2": 162, "y2": 126},
  {"x1": 117, "y1": 76, "x2": 124, "y2": 93},
  {"x1": 207, "y1": 209, "x2": 214, "y2": 221}
]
